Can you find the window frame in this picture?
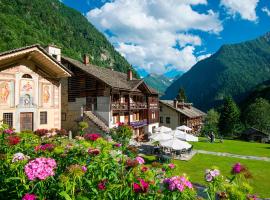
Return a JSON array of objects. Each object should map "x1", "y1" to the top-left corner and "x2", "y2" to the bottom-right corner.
[
  {"x1": 3, "y1": 113, "x2": 13, "y2": 128},
  {"x1": 40, "y1": 111, "x2": 48, "y2": 125},
  {"x1": 166, "y1": 117, "x2": 170, "y2": 124}
]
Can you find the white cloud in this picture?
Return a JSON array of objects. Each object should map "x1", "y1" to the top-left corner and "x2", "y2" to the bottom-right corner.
[
  {"x1": 262, "y1": 6, "x2": 270, "y2": 17},
  {"x1": 197, "y1": 53, "x2": 212, "y2": 61},
  {"x1": 87, "y1": 0, "x2": 222, "y2": 74},
  {"x1": 220, "y1": 0, "x2": 259, "y2": 21}
]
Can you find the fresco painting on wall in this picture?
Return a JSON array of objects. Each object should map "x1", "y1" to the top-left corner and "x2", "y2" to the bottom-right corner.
[
  {"x1": 0, "y1": 81, "x2": 10, "y2": 105},
  {"x1": 20, "y1": 80, "x2": 34, "y2": 106},
  {"x1": 42, "y1": 84, "x2": 51, "y2": 106}
]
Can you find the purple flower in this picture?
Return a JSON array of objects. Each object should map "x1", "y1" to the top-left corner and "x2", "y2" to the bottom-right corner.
[
  {"x1": 114, "y1": 143, "x2": 122, "y2": 147},
  {"x1": 168, "y1": 163, "x2": 175, "y2": 169},
  {"x1": 82, "y1": 166, "x2": 87, "y2": 172},
  {"x1": 232, "y1": 163, "x2": 242, "y2": 174},
  {"x1": 22, "y1": 193, "x2": 37, "y2": 200},
  {"x1": 205, "y1": 173, "x2": 213, "y2": 182},
  {"x1": 163, "y1": 176, "x2": 192, "y2": 192}
]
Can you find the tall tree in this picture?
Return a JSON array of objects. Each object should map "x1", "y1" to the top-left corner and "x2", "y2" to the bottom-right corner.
[
  {"x1": 219, "y1": 96, "x2": 242, "y2": 137},
  {"x1": 177, "y1": 87, "x2": 187, "y2": 102},
  {"x1": 202, "y1": 109, "x2": 220, "y2": 136},
  {"x1": 244, "y1": 98, "x2": 270, "y2": 133}
]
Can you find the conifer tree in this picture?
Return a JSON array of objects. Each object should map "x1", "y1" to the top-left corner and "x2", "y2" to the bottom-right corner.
[{"x1": 177, "y1": 87, "x2": 187, "y2": 102}]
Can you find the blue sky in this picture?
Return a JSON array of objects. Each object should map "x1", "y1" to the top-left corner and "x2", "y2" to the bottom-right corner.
[{"x1": 63, "y1": 0, "x2": 270, "y2": 77}]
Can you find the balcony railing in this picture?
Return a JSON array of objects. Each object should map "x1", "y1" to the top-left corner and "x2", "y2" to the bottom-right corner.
[
  {"x1": 111, "y1": 102, "x2": 128, "y2": 110},
  {"x1": 130, "y1": 102, "x2": 147, "y2": 109},
  {"x1": 149, "y1": 103, "x2": 158, "y2": 109},
  {"x1": 130, "y1": 119, "x2": 148, "y2": 128}
]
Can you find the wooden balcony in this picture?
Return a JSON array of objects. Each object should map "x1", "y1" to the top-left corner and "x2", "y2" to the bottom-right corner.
[
  {"x1": 111, "y1": 102, "x2": 148, "y2": 110},
  {"x1": 130, "y1": 102, "x2": 147, "y2": 110},
  {"x1": 130, "y1": 119, "x2": 148, "y2": 128},
  {"x1": 111, "y1": 102, "x2": 128, "y2": 110},
  {"x1": 149, "y1": 103, "x2": 158, "y2": 109}
]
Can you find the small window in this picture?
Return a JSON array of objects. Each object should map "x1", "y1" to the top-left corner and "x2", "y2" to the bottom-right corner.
[
  {"x1": 166, "y1": 117, "x2": 170, "y2": 124},
  {"x1": 52, "y1": 54, "x2": 58, "y2": 59},
  {"x1": 22, "y1": 74, "x2": 32, "y2": 79},
  {"x1": 3, "y1": 113, "x2": 13, "y2": 128},
  {"x1": 160, "y1": 106, "x2": 163, "y2": 112},
  {"x1": 40, "y1": 112, "x2": 47, "y2": 124},
  {"x1": 160, "y1": 116, "x2": 163, "y2": 123}
]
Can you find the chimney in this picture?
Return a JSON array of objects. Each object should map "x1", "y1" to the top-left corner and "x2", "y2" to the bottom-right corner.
[
  {"x1": 173, "y1": 99, "x2": 178, "y2": 108},
  {"x1": 83, "y1": 54, "x2": 89, "y2": 65},
  {"x1": 45, "y1": 44, "x2": 61, "y2": 62},
  {"x1": 127, "y1": 69, "x2": 133, "y2": 81}
]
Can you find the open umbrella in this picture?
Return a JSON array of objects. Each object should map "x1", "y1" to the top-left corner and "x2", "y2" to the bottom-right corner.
[
  {"x1": 172, "y1": 130, "x2": 198, "y2": 142},
  {"x1": 160, "y1": 138, "x2": 191, "y2": 150},
  {"x1": 154, "y1": 126, "x2": 172, "y2": 133},
  {"x1": 176, "y1": 125, "x2": 192, "y2": 132},
  {"x1": 150, "y1": 132, "x2": 173, "y2": 141}
]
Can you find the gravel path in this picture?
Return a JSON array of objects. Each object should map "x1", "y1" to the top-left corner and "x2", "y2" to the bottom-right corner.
[{"x1": 196, "y1": 150, "x2": 270, "y2": 162}]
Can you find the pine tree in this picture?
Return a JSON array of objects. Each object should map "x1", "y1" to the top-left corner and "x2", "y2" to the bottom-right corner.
[
  {"x1": 219, "y1": 96, "x2": 242, "y2": 137},
  {"x1": 177, "y1": 87, "x2": 187, "y2": 102}
]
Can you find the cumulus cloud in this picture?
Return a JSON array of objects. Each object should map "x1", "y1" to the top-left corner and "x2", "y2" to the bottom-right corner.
[
  {"x1": 220, "y1": 0, "x2": 259, "y2": 21},
  {"x1": 262, "y1": 6, "x2": 270, "y2": 17},
  {"x1": 87, "y1": 0, "x2": 222, "y2": 74}
]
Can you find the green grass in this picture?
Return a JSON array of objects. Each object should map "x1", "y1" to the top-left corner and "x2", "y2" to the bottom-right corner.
[
  {"x1": 144, "y1": 154, "x2": 270, "y2": 198},
  {"x1": 190, "y1": 138, "x2": 270, "y2": 157}
]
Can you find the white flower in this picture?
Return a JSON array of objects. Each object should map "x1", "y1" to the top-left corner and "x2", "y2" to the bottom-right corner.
[{"x1": 12, "y1": 152, "x2": 30, "y2": 163}]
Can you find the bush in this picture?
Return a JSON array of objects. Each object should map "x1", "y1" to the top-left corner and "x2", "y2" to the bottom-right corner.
[{"x1": 110, "y1": 124, "x2": 133, "y2": 146}]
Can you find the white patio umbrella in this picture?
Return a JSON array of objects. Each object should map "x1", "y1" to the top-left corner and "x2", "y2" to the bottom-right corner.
[
  {"x1": 176, "y1": 125, "x2": 192, "y2": 132},
  {"x1": 154, "y1": 126, "x2": 172, "y2": 133},
  {"x1": 160, "y1": 138, "x2": 192, "y2": 150},
  {"x1": 173, "y1": 130, "x2": 198, "y2": 142},
  {"x1": 150, "y1": 132, "x2": 173, "y2": 141}
]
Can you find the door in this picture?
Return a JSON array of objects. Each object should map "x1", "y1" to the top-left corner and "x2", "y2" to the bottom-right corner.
[{"x1": 20, "y1": 112, "x2": 33, "y2": 131}]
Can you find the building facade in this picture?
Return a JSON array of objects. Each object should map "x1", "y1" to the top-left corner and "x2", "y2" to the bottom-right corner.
[
  {"x1": 0, "y1": 45, "x2": 71, "y2": 132},
  {"x1": 159, "y1": 100, "x2": 205, "y2": 133},
  {"x1": 60, "y1": 55, "x2": 159, "y2": 141}
]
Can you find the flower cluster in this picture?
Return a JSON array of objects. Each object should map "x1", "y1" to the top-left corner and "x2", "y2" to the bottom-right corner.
[
  {"x1": 67, "y1": 164, "x2": 87, "y2": 177},
  {"x1": 133, "y1": 178, "x2": 149, "y2": 193},
  {"x1": 12, "y1": 152, "x2": 30, "y2": 163},
  {"x1": 34, "y1": 129, "x2": 49, "y2": 136},
  {"x1": 24, "y1": 157, "x2": 57, "y2": 180},
  {"x1": 84, "y1": 133, "x2": 101, "y2": 141},
  {"x1": 35, "y1": 144, "x2": 55, "y2": 152},
  {"x1": 88, "y1": 148, "x2": 100, "y2": 156},
  {"x1": 205, "y1": 169, "x2": 220, "y2": 182},
  {"x1": 114, "y1": 143, "x2": 122, "y2": 148},
  {"x1": 247, "y1": 194, "x2": 258, "y2": 200},
  {"x1": 231, "y1": 163, "x2": 252, "y2": 178},
  {"x1": 163, "y1": 176, "x2": 193, "y2": 192},
  {"x1": 168, "y1": 163, "x2": 175, "y2": 169},
  {"x1": 135, "y1": 156, "x2": 145, "y2": 164},
  {"x1": 3, "y1": 129, "x2": 14, "y2": 135},
  {"x1": 98, "y1": 179, "x2": 107, "y2": 190},
  {"x1": 7, "y1": 135, "x2": 21, "y2": 145},
  {"x1": 22, "y1": 193, "x2": 37, "y2": 200}
]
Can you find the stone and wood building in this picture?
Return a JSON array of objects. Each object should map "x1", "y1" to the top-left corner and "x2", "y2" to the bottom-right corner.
[
  {"x1": 240, "y1": 128, "x2": 269, "y2": 143},
  {"x1": 0, "y1": 45, "x2": 71, "y2": 132},
  {"x1": 159, "y1": 100, "x2": 205, "y2": 133}
]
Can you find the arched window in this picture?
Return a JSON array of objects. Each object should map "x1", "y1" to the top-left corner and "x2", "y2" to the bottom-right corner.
[{"x1": 22, "y1": 74, "x2": 32, "y2": 79}]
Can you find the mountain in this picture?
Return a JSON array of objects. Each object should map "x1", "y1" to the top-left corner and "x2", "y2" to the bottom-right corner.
[
  {"x1": 163, "y1": 32, "x2": 270, "y2": 111},
  {"x1": 0, "y1": 0, "x2": 137, "y2": 76},
  {"x1": 144, "y1": 74, "x2": 174, "y2": 95}
]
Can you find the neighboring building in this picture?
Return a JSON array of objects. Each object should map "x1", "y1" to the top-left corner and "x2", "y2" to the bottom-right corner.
[
  {"x1": 60, "y1": 55, "x2": 159, "y2": 141},
  {"x1": 0, "y1": 45, "x2": 71, "y2": 132},
  {"x1": 240, "y1": 128, "x2": 269, "y2": 143},
  {"x1": 159, "y1": 100, "x2": 205, "y2": 133}
]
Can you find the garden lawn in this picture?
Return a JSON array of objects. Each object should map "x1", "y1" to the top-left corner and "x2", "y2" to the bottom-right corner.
[
  {"x1": 144, "y1": 154, "x2": 270, "y2": 198},
  {"x1": 190, "y1": 138, "x2": 270, "y2": 158}
]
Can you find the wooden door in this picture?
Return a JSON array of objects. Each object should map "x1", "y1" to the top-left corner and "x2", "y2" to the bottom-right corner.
[{"x1": 20, "y1": 112, "x2": 33, "y2": 131}]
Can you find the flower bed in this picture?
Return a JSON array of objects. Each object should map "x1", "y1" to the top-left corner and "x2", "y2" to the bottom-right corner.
[{"x1": 0, "y1": 124, "x2": 257, "y2": 200}]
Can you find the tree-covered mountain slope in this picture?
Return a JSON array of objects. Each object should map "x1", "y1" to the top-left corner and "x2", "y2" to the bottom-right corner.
[
  {"x1": 163, "y1": 32, "x2": 270, "y2": 110},
  {"x1": 143, "y1": 74, "x2": 174, "y2": 95},
  {"x1": 0, "y1": 0, "x2": 136, "y2": 75}
]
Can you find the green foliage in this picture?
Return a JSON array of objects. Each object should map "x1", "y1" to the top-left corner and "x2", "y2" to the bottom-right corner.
[
  {"x1": 0, "y1": 0, "x2": 138, "y2": 77},
  {"x1": 219, "y1": 97, "x2": 242, "y2": 137},
  {"x1": 78, "y1": 121, "x2": 89, "y2": 136},
  {"x1": 201, "y1": 109, "x2": 220, "y2": 136},
  {"x1": 243, "y1": 98, "x2": 270, "y2": 134},
  {"x1": 176, "y1": 87, "x2": 187, "y2": 102},
  {"x1": 163, "y1": 32, "x2": 270, "y2": 110},
  {"x1": 110, "y1": 125, "x2": 133, "y2": 146}
]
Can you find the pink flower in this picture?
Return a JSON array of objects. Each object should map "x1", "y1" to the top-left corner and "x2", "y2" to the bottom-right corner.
[
  {"x1": 232, "y1": 163, "x2": 242, "y2": 174},
  {"x1": 133, "y1": 179, "x2": 149, "y2": 193},
  {"x1": 35, "y1": 144, "x2": 54, "y2": 152},
  {"x1": 24, "y1": 157, "x2": 57, "y2": 181},
  {"x1": 84, "y1": 133, "x2": 101, "y2": 141},
  {"x1": 22, "y1": 193, "x2": 37, "y2": 200},
  {"x1": 82, "y1": 166, "x2": 87, "y2": 172},
  {"x1": 141, "y1": 166, "x2": 148, "y2": 172},
  {"x1": 88, "y1": 148, "x2": 100, "y2": 156},
  {"x1": 98, "y1": 179, "x2": 107, "y2": 190},
  {"x1": 3, "y1": 129, "x2": 14, "y2": 135},
  {"x1": 168, "y1": 163, "x2": 175, "y2": 169},
  {"x1": 135, "y1": 156, "x2": 145, "y2": 164},
  {"x1": 163, "y1": 176, "x2": 193, "y2": 192},
  {"x1": 114, "y1": 143, "x2": 122, "y2": 147},
  {"x1": 205, "y1": 168, "x2": 220, "y2": 182}
]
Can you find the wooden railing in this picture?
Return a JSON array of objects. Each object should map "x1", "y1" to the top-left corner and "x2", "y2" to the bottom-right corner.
[
  {"x1": 130, "y1": 102, "x2": 147, "y2": 109},
  {"x1": 111, "y1": 102, "x2": 128, "y2": 110}
]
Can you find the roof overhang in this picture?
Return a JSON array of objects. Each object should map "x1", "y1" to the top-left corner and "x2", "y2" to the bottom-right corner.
[{"x1": 0, "y1": 45, "x2": 72, "y2": 78}]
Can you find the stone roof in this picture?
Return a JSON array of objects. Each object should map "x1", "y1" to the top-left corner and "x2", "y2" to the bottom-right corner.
[
  {"x1": 62, "y1": 56, "x2": 157, "y2": 94},
  {"x1": 0, "y1": 44, "x2": 72, "y2": 76},
  {"x1": 160, "y1": 100, "x2": 206, "y2": 118}
]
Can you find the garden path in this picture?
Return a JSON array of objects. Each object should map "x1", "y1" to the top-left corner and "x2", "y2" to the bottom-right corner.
[{"x1": 196, "y1": 150, "x2": 270, "y2": 162}]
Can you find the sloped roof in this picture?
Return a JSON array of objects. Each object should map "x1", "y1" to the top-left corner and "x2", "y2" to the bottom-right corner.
[
  {"x1": 62, "y1": 56, "x2": 157, "y2": 94},
  {"x1": 0, "y1": 44, "x2": 72, "y2": 77},
  {"x1": 160, "y1": 100, "x2": 206, "y2": 118}
]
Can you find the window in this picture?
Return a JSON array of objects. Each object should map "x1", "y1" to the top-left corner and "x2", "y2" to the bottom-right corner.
[
  {"x1": 3, "y1": 113, "x2": 13, "y2": 128},
  {"x1": 151, "y1": 112, "x2": 156, "y2": 119},
  {"x1": 160, "y1": 116, "x2": 163, "y2": 123},
  {"x1": 22, "y1": 74, "x2": 32, "y2": 79},
  {"x1": 52, "y1": 54, "x2": 58, "y2": 59},
  {"x1": 166, "y1": 117, "x2": 170, "y2": 124},
  {"x1": 160, "y1": 106, "x2": 163, "y2": 112},
  {"x1": 40, "y1": 112, "x2": 47, "y2": 124}
]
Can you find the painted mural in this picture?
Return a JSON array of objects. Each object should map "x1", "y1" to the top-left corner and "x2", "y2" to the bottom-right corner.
[
  {"x1": 42, "y1": 84, "x2": 52, "y2": 106},
  {"x1": 20, "y1": 80, "x2": 34, "y2": 106},
  {"x1": 0, "y1": 81, "x2": 10, "y2": 105}
]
